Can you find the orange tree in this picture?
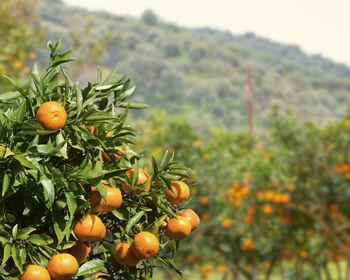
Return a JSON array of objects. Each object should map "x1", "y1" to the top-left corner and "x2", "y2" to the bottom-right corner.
[
  {"x1": 139, "y1": 106, "x2": 350, "y2": 279},
  {"x1": 201, "y1": 107, "x2": 350, "y2": 279},
  {"x1": 0, "y1": 0, "x2": 42, "y2": 82},
  {"x1": 0, "y1": 41, "x2": 199, "y2": 279}
]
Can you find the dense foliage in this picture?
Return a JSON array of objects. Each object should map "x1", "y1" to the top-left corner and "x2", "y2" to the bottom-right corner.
[{"x1": 0, "y1": 42, "x2": 196, "y2": 279}]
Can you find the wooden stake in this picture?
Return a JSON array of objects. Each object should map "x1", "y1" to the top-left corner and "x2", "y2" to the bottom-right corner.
[{"x1": 246, "y1": 68, "x2": 254, "y2": 138}]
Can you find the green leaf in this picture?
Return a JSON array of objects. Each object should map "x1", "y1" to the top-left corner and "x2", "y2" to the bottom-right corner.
[
  {"x1": 118, "y1": 102, "x2": 150, "y2": 109},
  {"x1": 96, "y1": 181, "x2": 107, "y2": 201},
  {"x1": 13, "y1": 155, "x2": 36, "y2": 169},
  {"x1": 0, "y1": 91, "x2": 22, "y2": 102},
  {"x1": 12, "y1": 224, "x2": 18, "y2": 239},
  {"x1": 1, "y1": 243, "x2": 12, "y2": 265},
  {"x1": 55, "y1": 132, "x2": 68, "y2": 158},
  {"x1": 17, "y1": 227, "x2": 36, "y2": 240},
  {"x1": 11, "y1": 246, "x2": 23, "y2": 273},
  {"x1": 28, "y1": 234, "x2": 54, "y2": 246},
  {"x1": 53, "y1": 212, "x2": 67, "y2": 244},
  {"x1": 2, "y1": 173, "x2": 10, "y2": 197},
  {"x1": 65, "y1": 192, "x2": 77, "y2": 218},
  {"x1": 76, "y1": 259, "x2": 105, "y2": 276},
  {"x1": 19, "y1": 247, "x2": 27, "y2": 268},
  {"x1": 0, "y1": 230, "x2": 11, "y2": 244},
  {"x1": 0, "y1": 145, "x2": 13, "y2": 158},
  {"x1": 126, "y1": 211, "x2": 145, "y2": 233},
  {"x1": 40, "y1": 177, "x2": 55, "y2": 208},
  {"x1": 75, "y1": 84, "x2": 83, "y2": 118},
  {"x1": 51, "y1": 50, "x2": 73, "y2": 67}
]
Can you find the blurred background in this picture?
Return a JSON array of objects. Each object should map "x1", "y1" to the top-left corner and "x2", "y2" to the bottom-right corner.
[{"x1": 2, "y1": 0, "x2": 350, "y2": 279}]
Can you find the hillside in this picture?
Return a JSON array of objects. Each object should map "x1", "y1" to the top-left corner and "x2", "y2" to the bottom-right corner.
[{"x1": 36, "y1": 0, "x2": 350, "y2": 130}]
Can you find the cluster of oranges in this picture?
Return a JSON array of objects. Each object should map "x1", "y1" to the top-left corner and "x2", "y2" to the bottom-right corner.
[
  {"x1": 256, "y1": 191, "x2": 291, "y2": 204},
  {"x1": 164, "y1": 181, "x2": 200, "y2": 240},
  {"x1": 199, "y1": 263, "x2": 229, "y2": 279},
  {"x1": 20, "y1": 102, "x2": 200, "y2": 279},
  {"x1": 230, "y1": 183, "x2": 251, "y2": 206},
  {"x1": 335, "y1": 162, "x2": 350, "y2": 179}
]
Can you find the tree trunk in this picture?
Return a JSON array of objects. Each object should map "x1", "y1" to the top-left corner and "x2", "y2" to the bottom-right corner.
[
  {"x1": 280, "y1": 262, "x2": 286, "y2": 280},
  {"x1": 322, "y1": 263, "x2": 332, "y2": 280},
  {"x1": 336, "y1": 261, "x2": 343, "y2": 280},
  {"x1": 231, "y1": 266, "x2": 240, "y2": 280},
  {"x1": 310, "y1": 261, "x2": 322, "y2": 279},
  {"x1": 265, "y1": 261, "x2": 276, "y2": 280},
  {"x1": 295, "y1": 258, "x2": 303, "y2": 280},
  {"x1": 345, "y1": 261, "x2": 350, "y2": 280}
]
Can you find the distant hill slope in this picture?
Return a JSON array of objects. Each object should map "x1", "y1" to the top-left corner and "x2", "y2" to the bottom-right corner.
[{"x1": 36, "y1": 0, "x2": 350, "y2": 129}]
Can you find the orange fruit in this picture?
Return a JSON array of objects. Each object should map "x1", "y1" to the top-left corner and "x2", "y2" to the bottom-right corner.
[
  {"x1": 242, "y1": 239, "x2": 254, "y2": 251},
  {"x1": 216, "y1": 265, "x2": 228, "y2": 274},
  {"x1": 198, "y1": 196, "x2": 209, "y2": 206},
  {"x1": 47, "y1": 253, "x2": 78, "y2": 280},
  {"x1": 73, "y1": 214, "x2": 106, "y2": 242},
  {"x1": 131, "y1": 232, "x2": 160, "y2": 259},
  {"x1": 21, "y1": 265, "x2": 50, "y2": 280},
  {"x1": 66, "y1": 241, "x2": 91, "y2": 264},
  {"x1": 113, "y1": 242, "x2": 140, "y2": 267},
  {"x1": 166, "y1": 216, "x2": 192, "y2": 240},
  {"x1": 102, "y1": 146, "x2": 125, "y2": 162},
  {"x1": 179, "y1": 209, "x2": 200, "y2": 231},
  {"x1": 164, "y1": 181, "x2": 190, "y2": 205},
  {"x1": 121, "y1": 168, "x2": 151, "y2": 194},
  {"x1": 221, "y1": 218, "x2": 234, "y2": 229},
  {"x1": 36, "y1": 101, "x2": 67, "y2": 131},
  {"x1": 89, "y1": 185, "x2": 122, "y2": 212},
  {"x1": 262, "y1": 204, "x2": 273, "y2": 215},
  {"x1": 202, "y1": 213, "x2": 210, "y2": 221}
]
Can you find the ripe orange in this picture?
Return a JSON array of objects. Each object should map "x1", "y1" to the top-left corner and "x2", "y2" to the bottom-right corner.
[
  {"x1": 242, "y1": 239, "x2": 254, "y2": 251},
  {"x1": 36, "y1": 101, "x2": 67, "y2": 131},
  {"x1": 121, "y1": 168, "x2": 151, "y2": 194},
  {"x1": 102, "y1": 146, "x2": 125, "y2": 162},
  {"x1": 113, "y1": 242, "x2": 140, "y2": 267},
  {"x1": 73, "y1": 214, "x2": 106, "y2": 242},
  {"x1": 216, "y1": 265, "x2": 228, "y2": 274},
  {"x1": 166, "y1": 216, "x2": 192, "y2": 240},
  {"x1": 202, "y1": 213, "x2": 210, "y2": 221},
  {"x1": 221, "y1": 218, "x2": 234, "y2": 229},
  {"x1": 262, "y1": 204, "x2": 273, "y2": 215},
  {"x1": 47, "y1": 253, "x2": 78, "y2": 280},
  {"x1": 66, "y1": 241, "x2": 91, "y2": 264},
  {"x1": 21, "y1": 265, "x2": 50, "y2": 280},
  {"x1": 164, "y1": 181, "x2": 190, "y2": 205},
  {"x1": 198, "y1": 196, "x2": 209, "y2": 206},
  {"x1": 131, "y1": 232, "x2": 160, "y2": 259},
  {"x1": 89, "y1": 185, "x2": 122, "y2": 212},
  {"x1": 179, "y1": 209, "x2": 200, "y2": 231}
]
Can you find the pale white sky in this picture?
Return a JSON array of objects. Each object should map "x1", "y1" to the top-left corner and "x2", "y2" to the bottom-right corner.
[{"x1": 63, "y1": 0, "x2": 350, "y2": 66}]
